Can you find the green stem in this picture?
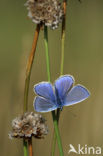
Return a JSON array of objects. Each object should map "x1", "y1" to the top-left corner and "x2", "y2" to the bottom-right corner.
[
  {"x1": 51, "y1": 108, "x2": 60, "y2": 156},
  {"x1": 51, "y1": 109, "x2": 60, "y2": 156},
  {"x1": 44, "y1": 26, "x2": 51, "y2": 82},
  {"x1": 59, "y1": 0, "x2": 67, "y2": 123},
  {"x1": 60, "y1": 31, "x2": 65, "y2": 75},
  {"x1": 52, "y1": 1, "x2": 67, "y2": 155},
  {"x1": 51, "y1": 130, "x2": 57, "y2": 156},
  {"x1": 44, "y1": 26, "x2": 64, "y2": 156},
  {"x1": 23, "y1": 139, "x2": 28, "y2": 156},
  {"x1": 52, "y1": 111, "x2": 64, "y2": 156}
]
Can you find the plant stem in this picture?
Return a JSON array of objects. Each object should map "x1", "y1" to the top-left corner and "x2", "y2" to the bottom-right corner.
[
  {"x1": 23, "y1": 139, "x2": 28, "y2": 156},
  {"x1": 51, "y1": 109, "x2": 61, "y2": 156},
  {"x1": 28, "y1": 138, "x2": 33, "y2": 156},
  {"x1": 58, "y1": 0, "x2": 67, "y2": 134},
  {"x1": 44, "y1": 26, "x2": 51, "y2": 82},
  {"x1": 51, "y1": 130, "x2": 57, "y2": 156},
  {"x1": 44, "y1": 26, "x2": 64, "y2": 156},
  {"x1": 23, "y1": 24, "x2": 41, "y2": 156},
  {"x1": 52, "y1": 1, "x2": 67, "y2": 155},
  {"x1": 59, "y1": 0, "x2": 67, "y2": 124},
  {"x1": 52, "y1": 111, "x2": 64, "y2": 156},
  {"x1": 60, "y1": 0, "x2": 67, "y2": 76},
  {"x1": 24, "y1": 24, "x2": 41, "y2": 112}
]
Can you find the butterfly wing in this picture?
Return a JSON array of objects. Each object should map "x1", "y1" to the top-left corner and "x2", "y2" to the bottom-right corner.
[
  {"x1": 54, "y1": 75, "x2": 74, "y2": 102},
  {"x1": 34, "y1": 82, "x2": 55, "y2": 102},
  {"x1": 63, "y1": 85, "x2": 90, "y2": 106},
  {"x1": 34, "y1": 96, "x2": 57, "y2": 112}
]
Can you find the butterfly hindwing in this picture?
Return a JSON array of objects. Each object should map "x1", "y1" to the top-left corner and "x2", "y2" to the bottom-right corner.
[
  {"x1": 34, "y1": 96, "x2": 57, "y2": 112},
  {"x1": 64, "y1": 85, "x2": 90, "y2": 106}
]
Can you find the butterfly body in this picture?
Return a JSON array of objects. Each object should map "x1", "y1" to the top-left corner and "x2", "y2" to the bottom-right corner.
[
  {"x1": 33, "y1": 75, "x2": 90, "y2": 113},
  {"x1": 55, "y1": 88, "x2": 63, "y2": 109}
]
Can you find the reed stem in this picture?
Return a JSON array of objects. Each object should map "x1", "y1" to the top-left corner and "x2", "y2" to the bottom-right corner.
[
  {"x1": 24, "y1": 24, "x2": 41, "y2": 112},
  {"x1": 23, "y1": 24, "x2": 41, "y2": 156},
  {"x1": 44, "y1": 25, "x2": 64, "y2": 156},
  {"x1": 28, "y1": 138, "x2": 33, "y2": 156}
]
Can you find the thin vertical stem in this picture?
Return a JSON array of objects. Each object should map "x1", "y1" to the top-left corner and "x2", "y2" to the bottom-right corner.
[
  {"x1": 23, "y1": 139, "x2": 28, "y2": 156},
  {"x1": 59, "y1": 0, "x2": 67, "y2": 129},
  {"x1": 28, "y1": 138, "x2": 33, "y2": 156},
  {"x1": 24, "y1": 24, "x2": 41, "y2": 112},
  {"x1": 60, "y1": 0, "x2": 67, "y2": 76},
  {"x1": 23, "y1": 24, "x2": 41, "y2": 156},
  {"x1": 51, "y1": 130, "x2": 57, "y2": 156},
  {"x1": 51, "y1": 109, "x2": 60, "y2": 156},
  {"x1": 52, "y1": 111, "x2": 64, "y2": 156},
  {"x1": 44, "y1": 26, "x2": 64, "y2": 156},
  {"x1": 58, "y1": 0, "x2": 67, "y2": 123},
  {"x1": 44, "y1": 26, "x2": 51, "y2": 82},
  {"x1": 51, "y1": 1, "x2": 67, "y2": 155}
]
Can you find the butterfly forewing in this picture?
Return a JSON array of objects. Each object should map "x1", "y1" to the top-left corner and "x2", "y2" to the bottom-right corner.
[
  {"x1": 34, "y1": 82, "x2": 55, "y2": 102},
  {"x1": 54, "y1": 75, "x2": 74, "y2": 101}
]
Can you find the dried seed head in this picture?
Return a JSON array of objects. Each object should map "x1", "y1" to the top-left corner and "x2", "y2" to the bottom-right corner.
[
  {"x1": 25, "y1": 0, "x2": 64, "y2": 29},
  {"x1": 9, "y1": 112, "x2": 48, "y2": 139}
]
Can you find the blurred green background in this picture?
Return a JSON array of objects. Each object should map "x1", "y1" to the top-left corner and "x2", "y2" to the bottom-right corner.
[{"x1": 0, "y1": 0, "x2": 103, "y2": 155}]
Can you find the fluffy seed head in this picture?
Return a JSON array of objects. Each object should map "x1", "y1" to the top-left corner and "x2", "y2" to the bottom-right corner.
[
  {"x1": 25, "y1": 0, "x2": 64, "y2": 29},
  {"x1": 9, "y1": 112, "x2": 48, "y2": 139}
]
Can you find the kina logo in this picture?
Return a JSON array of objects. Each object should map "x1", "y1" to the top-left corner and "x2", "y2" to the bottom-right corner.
[{"x1": 68, "y1": 144, "x2": 101, "y2": 155}]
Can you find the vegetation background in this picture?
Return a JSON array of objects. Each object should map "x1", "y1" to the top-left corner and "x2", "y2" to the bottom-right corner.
[{"x1": 0, "y1": 0, "x2": 103, "y2": 155}]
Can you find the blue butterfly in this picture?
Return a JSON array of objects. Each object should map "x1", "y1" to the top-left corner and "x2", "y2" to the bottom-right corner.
[{"x1": 33, "y1": 75, "x2": 90, "y2": 112}]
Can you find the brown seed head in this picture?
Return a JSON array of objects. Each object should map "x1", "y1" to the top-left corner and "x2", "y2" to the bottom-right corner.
[
  {"x1": 9, "y1": 112, "x2": 48, "y2": 139},
  {"x1": 25, "y1": 0, "x2": 64, "y2": 29}
]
